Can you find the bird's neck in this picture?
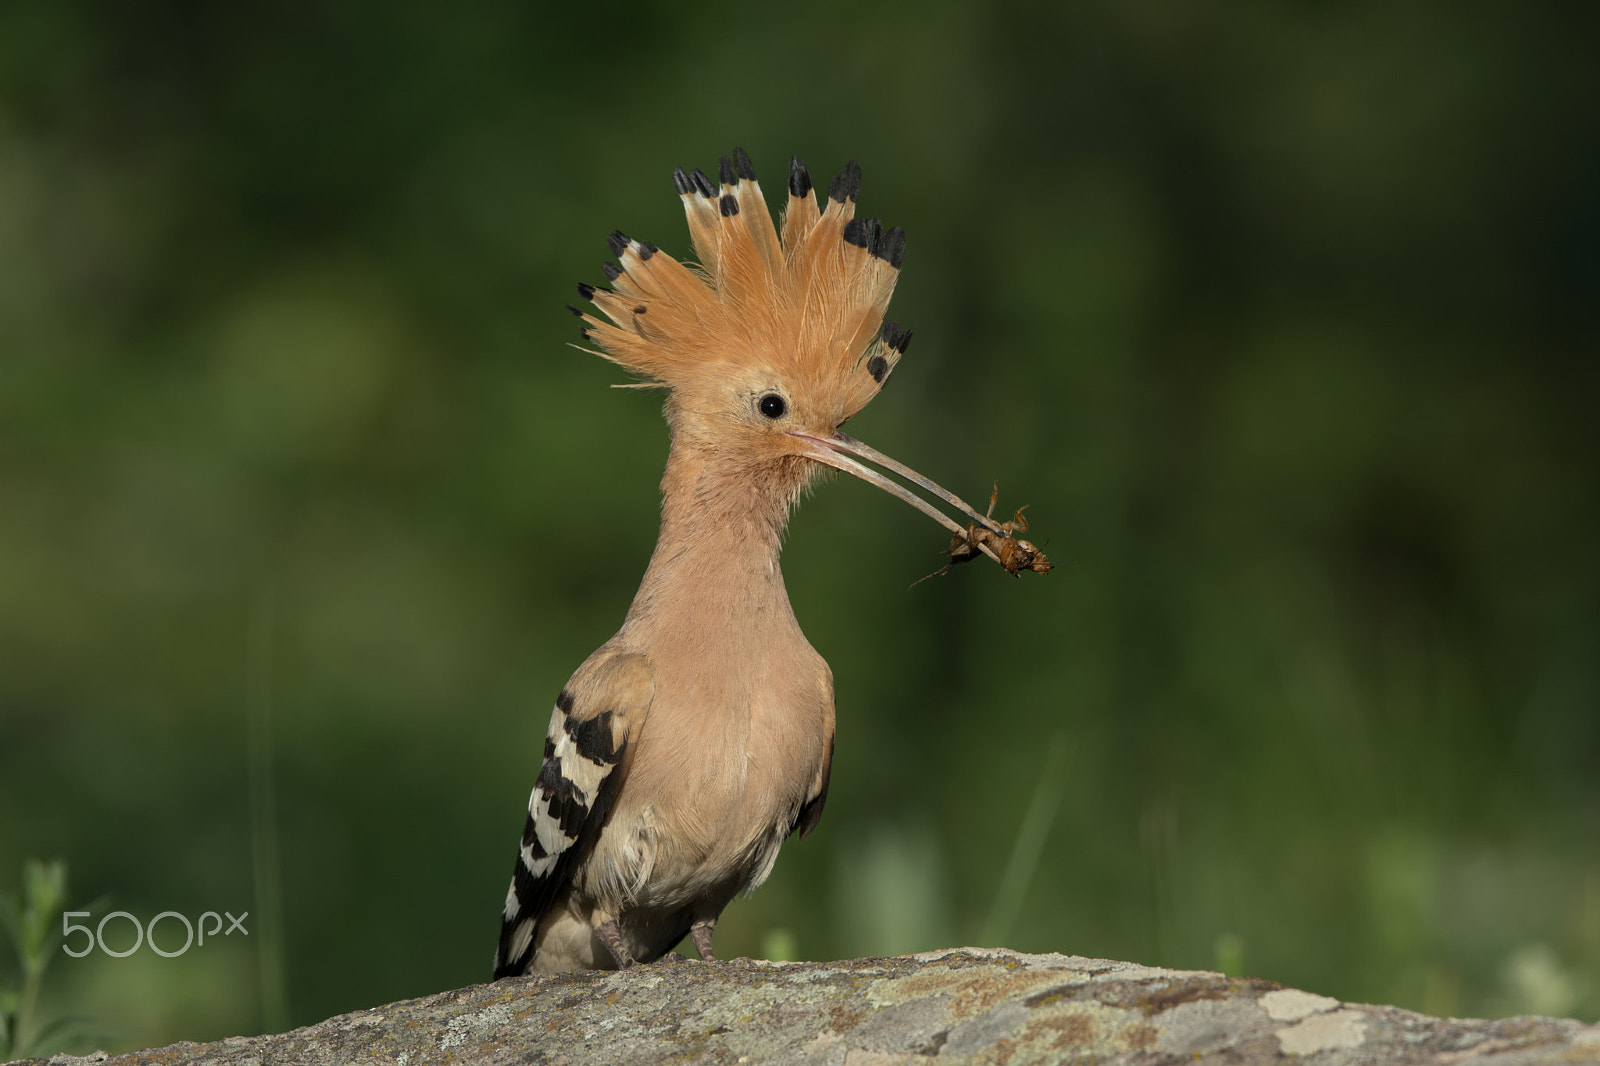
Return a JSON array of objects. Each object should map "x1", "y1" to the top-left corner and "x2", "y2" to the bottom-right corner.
[{"x1": 621, "y1": 442, "x2": 807, "y2": 640}]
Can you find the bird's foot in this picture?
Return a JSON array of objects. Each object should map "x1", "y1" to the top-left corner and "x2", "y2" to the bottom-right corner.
[
  {"x1": 690, "y1": 919, "x2": 716, "y2": 962},
  {"x1": 595, "y1": 920, "x2": 637, "y2": 969}
]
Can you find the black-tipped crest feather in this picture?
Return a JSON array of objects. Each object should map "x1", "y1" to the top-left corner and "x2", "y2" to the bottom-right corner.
[
  {"x1": 828, "y1": 160, "x2": 862, "y2": 203},
  {"x1": 876, "y1": 226, "x2": 906, "y2": 268},
  {"x1": 732, "y1": 147, "x2": 757, "y2": 181},
  {"x1": 789, "y1": 157, "x2": 812, "y2": 199}
]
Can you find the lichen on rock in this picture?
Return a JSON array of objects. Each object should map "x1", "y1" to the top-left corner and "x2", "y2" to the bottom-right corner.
[{"x1": 25, "y1": 948, "x2": 1600, "y2": 1065}]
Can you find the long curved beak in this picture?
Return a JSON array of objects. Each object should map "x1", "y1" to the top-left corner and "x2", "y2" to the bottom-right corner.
[{"x1": 787, "y1": 430, "x2": 1021, "y2": 570}]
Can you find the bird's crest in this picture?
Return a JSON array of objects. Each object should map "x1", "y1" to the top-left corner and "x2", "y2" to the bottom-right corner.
[{"x1": 570, "y1": 149, "x2": 911, "y2": 423}]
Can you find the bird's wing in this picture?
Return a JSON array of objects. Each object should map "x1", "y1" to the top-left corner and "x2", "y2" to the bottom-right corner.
[
  {"x1": 791, "y1": 671, "x2": 835, "y2": 840},
  {"x1": 493, "y1": 650, "x2": 653, "y2": 978},
  {"x1": 792, "y1": 733, "x2": 833, "y2": 840}
]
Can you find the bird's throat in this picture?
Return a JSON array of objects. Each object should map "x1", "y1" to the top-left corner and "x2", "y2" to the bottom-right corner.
[{"x1": 621, "y1": 443, "x2": 811, "y2": 645}]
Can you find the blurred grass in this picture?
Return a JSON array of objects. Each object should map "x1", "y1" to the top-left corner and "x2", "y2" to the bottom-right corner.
[{"x1": 0, "y1": 0, "x2": 1596, "y2": 1052}]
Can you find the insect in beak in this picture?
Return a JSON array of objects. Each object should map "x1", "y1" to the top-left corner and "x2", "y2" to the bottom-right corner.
[{"x1": 787, "y1": 430, "x2": 1052, "y2": 577}]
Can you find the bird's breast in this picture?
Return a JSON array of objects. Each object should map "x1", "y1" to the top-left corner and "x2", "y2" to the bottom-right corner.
[{"x1": 587, "y1": 634, "x2": 834, "y2": 910}]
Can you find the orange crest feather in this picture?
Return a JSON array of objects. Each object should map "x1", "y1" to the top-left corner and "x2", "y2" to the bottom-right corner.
[{"x1": 572, "y1": 150, "x2": 911, "y2": 423}]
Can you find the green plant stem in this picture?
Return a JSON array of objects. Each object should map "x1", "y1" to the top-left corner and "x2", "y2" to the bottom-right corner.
[
  {"x1": 248, "y1": 584, "x2": 290, "y2": 1034},
  {"x1": 981, "y1": 734, "x2": 1072, "y2": 948}
]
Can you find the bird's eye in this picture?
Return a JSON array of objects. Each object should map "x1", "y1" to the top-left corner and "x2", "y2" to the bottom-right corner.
[{"x1": 758, "y1": 393, "x2": 787, "y2": 419}]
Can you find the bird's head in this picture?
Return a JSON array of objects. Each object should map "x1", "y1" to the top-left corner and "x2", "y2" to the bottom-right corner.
[{"x1": 572, "y1": 149, "x2": 1029, "y2": 565}]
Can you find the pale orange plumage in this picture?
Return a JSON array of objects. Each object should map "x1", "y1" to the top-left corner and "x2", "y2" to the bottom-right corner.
[
  {"x1": 574, "y1": 153, "x2": 905, "y2": 431},
  {"x1": 494, "y1": 150, "x2": 1037, "y2": 978}
]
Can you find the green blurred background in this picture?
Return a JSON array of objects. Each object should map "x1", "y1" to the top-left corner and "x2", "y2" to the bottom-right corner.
[{"x1": 2, "y1": 0, "x2": 1597, "y2": 1053}]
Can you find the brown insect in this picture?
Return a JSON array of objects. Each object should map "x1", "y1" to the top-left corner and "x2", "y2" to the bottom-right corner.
[{"x1": 913, "y1": 483, "x2": 1053, "y2": 585}]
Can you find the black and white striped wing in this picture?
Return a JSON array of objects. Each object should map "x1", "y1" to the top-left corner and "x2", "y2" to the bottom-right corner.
[{"x1": 493, "y1": 653, "x2": 649, "y2": 978}]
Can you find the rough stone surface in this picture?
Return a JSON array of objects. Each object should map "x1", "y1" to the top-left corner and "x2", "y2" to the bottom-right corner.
[{"x1": 22, "y1": 948, "x2": 1600, "y2": 1065}]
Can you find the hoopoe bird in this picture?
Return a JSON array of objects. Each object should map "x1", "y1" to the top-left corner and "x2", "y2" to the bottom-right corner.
[{"x1": 494, "y1": 149, "x2": 1045, "y2": 976}]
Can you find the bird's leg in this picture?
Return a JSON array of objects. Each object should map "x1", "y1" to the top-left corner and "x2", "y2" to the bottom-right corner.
[
  {"x1": 594, "y1": 920, "x2": 637, "y2": 969},
  {"x1": 690, "y1": 918, "x2": 716, "y2": 961}
]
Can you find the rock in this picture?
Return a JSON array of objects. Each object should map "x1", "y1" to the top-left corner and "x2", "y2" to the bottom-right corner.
[{"x1": 29, "y1": 948, "x2": 1600, "y2": 1065}]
